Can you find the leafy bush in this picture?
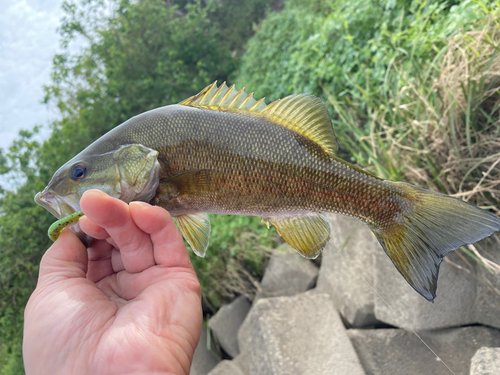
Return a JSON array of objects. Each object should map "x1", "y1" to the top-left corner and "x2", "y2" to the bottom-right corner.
[{"x1": 236, "y1": 0, "x2": 484, "y2": 103}]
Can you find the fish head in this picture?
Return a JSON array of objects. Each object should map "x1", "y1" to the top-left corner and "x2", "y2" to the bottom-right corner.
[{"x1": 35, "y1": 143, "x2": 161, "y2": 245}]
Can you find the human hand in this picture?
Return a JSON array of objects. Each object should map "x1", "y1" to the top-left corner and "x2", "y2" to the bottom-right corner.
[{"x1": 23, "y1": 190, "x2": 202, "y2": 375}]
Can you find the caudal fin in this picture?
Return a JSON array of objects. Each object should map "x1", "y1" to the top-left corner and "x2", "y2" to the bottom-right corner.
[{"x1": 370, "y1": 182, "x2": 500, "y2": 302}]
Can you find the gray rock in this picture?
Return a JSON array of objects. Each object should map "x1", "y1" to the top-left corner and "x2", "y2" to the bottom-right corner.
[
  {"x1": 255, "y1": 244, "x2": 318, "y2": 300},
  {"x1": 232, "y1": 351, "x2": 251, "y2": 375},
  {"x1": 373, "y1": 249, "x2": 478, "y2": 330},
  {"x1": 207, "y1": 360, "x2": 246, "y2": 375},
  {"x1": 475, "y1": 267, "x2": 500, "y2": 330},
  {"x1": 470, "y1": 347, "x2": 500, "y2": 375},
  {"x1": 348, "y1": 326, "x2": 500, "y2": 375},
  {"x1": 238, "y1": 291, "x2": 365, "y2": 375},
  {"x1": 190, "y1": 326, "x2": 221, "y2": 375},
  {"x1": 473, "y1": 236, "x2": 500, "y2": 330},
  {"x1": 209, "y1": 295, "x2": 251, "y2": 358},
  {"x1": 315, "y1": 213, "x2": 379, "y2": 327},
  {"x1": 316, "y1": 214, "x2": 500, "y2": 331}
]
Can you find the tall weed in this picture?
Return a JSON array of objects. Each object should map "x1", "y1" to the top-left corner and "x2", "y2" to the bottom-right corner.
[{"x1": 325, "y1": 11, "x2": 500, "y2": 271}]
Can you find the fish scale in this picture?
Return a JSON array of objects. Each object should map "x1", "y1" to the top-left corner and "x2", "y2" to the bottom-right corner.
[
  {"x1": 36, "y1": 81, "x2": 500, "y2": 302},
  {"x1": 143, "y1": 107, "x2": 396, "y2": 221}
]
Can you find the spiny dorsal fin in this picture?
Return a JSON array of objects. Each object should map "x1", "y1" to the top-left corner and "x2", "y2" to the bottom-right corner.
[{"x1": 180, "y1": 81, "x2": 338, "y2": 156}]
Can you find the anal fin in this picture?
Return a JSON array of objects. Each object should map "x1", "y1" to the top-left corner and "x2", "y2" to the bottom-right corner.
[
  {"x1": 176, "y1": 213, "x2": 211, "y2": 257},
  {"x1": 269, "y1": 213, "x2": 331, "y2": 259}
]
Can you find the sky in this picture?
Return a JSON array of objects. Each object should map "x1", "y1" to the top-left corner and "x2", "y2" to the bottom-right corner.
[{"x1": 0, "y1": 0, "x2": 65, "y2": 152}]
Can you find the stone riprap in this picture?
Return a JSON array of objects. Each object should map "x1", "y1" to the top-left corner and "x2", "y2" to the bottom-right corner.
[
  {"x1": 237, "y1": 291, "x2": 365, "y2": 375},
  {"x1": 315, "y1": 213, "x2": 379, "y2": 327},
  {"x1": 470, "y1": 347, "x2": 500, "y2": 375},
  {"x1": 190, "y1": 326, "x2": 221, "y2": 375},
  {"x1": 316, "y1": 214, "x2": 497, "y2": 331},
  {"x1": 254, "y1": 244, "x2": 318, "y2": 301},
  {"x1": 194, "y1": 215, "x2": 500, "y2": 375},
  {"x1": 348, "y1": 326, "x2": 500, "y2": 375},
  {"x1": 208, "y1": 295, "x2": 251, "y2": 358}
]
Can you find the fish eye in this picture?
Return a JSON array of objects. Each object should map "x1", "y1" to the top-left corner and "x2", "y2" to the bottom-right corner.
[{"x1": 69, "y1": 164, "x2": 88, "y2": 181}]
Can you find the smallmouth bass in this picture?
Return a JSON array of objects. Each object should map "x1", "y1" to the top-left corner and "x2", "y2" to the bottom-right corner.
[{"x1": 35, "y1": 82, "x2": 500, "y2": 301}]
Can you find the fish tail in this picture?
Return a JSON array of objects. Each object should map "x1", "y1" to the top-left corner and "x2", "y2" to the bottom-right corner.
[{"x1": 370, "y1": 181, "x2": 500, "y2": 301}]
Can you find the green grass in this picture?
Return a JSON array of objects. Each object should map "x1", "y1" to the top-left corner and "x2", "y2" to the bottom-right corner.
[{"x1": 324, "y1": 14, "x2": 500, "y2": 272}]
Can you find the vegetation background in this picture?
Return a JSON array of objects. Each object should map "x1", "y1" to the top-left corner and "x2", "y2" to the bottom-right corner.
[{"x1": 1, "y1": 0, "x2": 499, "y2": 372}]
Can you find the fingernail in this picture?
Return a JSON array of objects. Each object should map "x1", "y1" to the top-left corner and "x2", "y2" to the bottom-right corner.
[{"x1": 130, "y1": 201, "x2": 149, "y2": 209}]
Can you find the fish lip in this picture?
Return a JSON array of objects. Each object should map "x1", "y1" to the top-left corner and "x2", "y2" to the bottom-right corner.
[
  {"x1": 35, "y1": 190, "x2": 63, "y2": 218},
  {"x1": 35, "y1": 189, "x2": 92, "y2": 246},
  {"x1": 35, "y1": 189, "x2": 81, "y2": 219}
]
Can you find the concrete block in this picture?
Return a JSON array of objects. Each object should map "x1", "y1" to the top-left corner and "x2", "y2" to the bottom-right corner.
[
  {"x1": 207, "y1": 360, "x2": 246, "y2": 375},
  {"x1": 348, "y1": 326, "x2": 500, "y2": 375},
  {"x1": 470, "y1": 347, "x2": 500, "y2": 375},
  {"x1": 190, "y1": 326, "x2": 221, "y2": 375},
  {"x1": 238, "y1": 291, "x2": 365, "y2": 375},
  {"x1": 255, "y1": 244, "x2": 318, "y2": 300},
  {"x1": 474, "y1": 236, "x2": 500, "y2": 330},
  {"x1": 316, "y1": 214, "x2": 379, "y2": 327},
  {"x1": 209, "y1": 295, "x2": 251, "y2": 358},
  {"x1": 373, "y1": 249, "x2": 477, "y2": 330}
]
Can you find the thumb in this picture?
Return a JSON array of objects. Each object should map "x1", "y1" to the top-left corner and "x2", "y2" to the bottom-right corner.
[{"x1": 38, "y1": 227, "x2": 88, "y2": 283}]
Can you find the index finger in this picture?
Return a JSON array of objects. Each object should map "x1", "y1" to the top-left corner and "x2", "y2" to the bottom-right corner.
[{"x1": 80, "y1": 190, "x2": 155, "y2": 273}]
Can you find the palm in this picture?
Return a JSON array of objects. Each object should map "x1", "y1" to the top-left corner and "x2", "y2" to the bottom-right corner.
[{"x1": 24, "y1": 191, "x2": 202, "y2": 375}]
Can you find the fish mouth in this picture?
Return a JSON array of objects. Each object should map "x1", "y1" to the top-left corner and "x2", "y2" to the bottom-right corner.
[
  {"x1": 35, "y1": 189, "x2": 81, "y2": 219},
  {"x1": 35, "y1": 189, "x2": 92, "y2": 246}
]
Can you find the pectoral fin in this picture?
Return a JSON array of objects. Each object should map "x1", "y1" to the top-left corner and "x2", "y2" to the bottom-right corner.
[
  {"x1": 176, "y1": 213, "x2": 211, "y2": 257},
  {"x1": 269, "y1": 213, "x2": 331, "y2": 259}
]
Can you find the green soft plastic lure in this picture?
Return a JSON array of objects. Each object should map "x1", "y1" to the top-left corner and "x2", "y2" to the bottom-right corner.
[{"x1": 48, "y1": 211, "x2": 84, "y2": 242}]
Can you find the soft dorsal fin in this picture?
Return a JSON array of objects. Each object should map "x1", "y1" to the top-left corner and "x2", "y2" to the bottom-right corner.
[{"x1": 179, "y1": 81, "x2": 338, "y2": 156}]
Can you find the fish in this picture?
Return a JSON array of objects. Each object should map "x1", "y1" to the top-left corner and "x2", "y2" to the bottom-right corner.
[{"x1": 35, "y1": 81, "x2": 500, "y2": 301}]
